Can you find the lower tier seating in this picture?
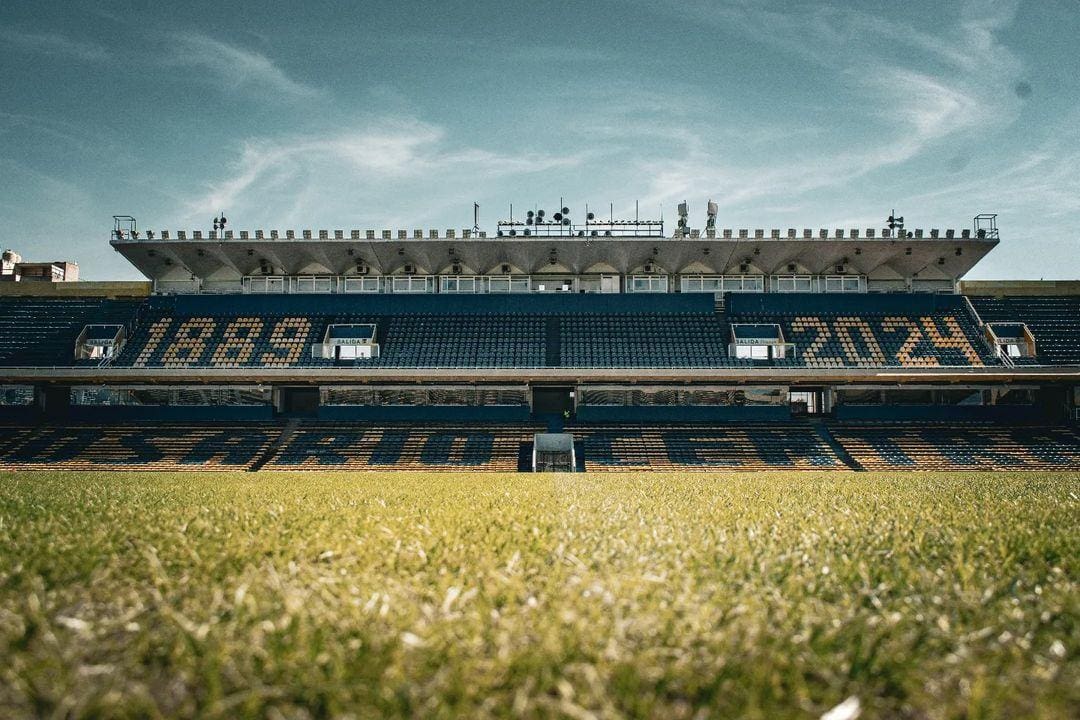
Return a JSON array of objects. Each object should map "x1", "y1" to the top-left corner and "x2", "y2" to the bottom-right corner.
[
  {"x1": 569, "y1": 423, "x2": 848, "y2": 470},
  {"x1": 829, "y1": 423, "x2": 1080, "y2": 471},
  {"x1": 0, "y1": 424, "x2": 277, "y2": 471},
  {"x1": 2, "y1": 422, "x2": 1076, "y2": 471},
  {"x1": 263, "y1": 423, "x2": 540, "y2": 471}
]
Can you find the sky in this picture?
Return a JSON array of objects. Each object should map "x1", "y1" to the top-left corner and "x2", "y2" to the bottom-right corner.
[{"x1": 1, "y1": 0, "x2": 1078, "y2": 280}]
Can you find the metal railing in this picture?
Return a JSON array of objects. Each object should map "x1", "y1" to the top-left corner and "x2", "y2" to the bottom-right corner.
[{"x1": 3, "y1": 359, "x2": 1066, "y2": 372}]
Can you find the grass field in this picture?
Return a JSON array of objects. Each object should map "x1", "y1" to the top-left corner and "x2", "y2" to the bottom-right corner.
[{"x1": 0, "y1": 471, "x2": 1077, "y2": 719}]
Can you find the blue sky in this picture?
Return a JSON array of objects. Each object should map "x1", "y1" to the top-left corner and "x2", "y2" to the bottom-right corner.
[{"x1": 1, "y1": 0, "x2": 1078, "y2": 280}]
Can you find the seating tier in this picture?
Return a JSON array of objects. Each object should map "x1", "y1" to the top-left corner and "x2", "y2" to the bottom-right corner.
[
  {"x1": 263, "y1": 423, "x2": 539, "y2": 471},
  {"x1": 829, "y1": 423, "x2": 1080, "y2": 471},
  {"x1": 967, "y1": 295, "x2": 1080, "y2": 365},
  {"x1": 726, "y1": 293, "x2": 997, "y2": 368},
  {"x1": 2, "y1": 421, "x2": 1076, "y2": 471},
  {"x1": 0, "y1": 298, "x2": 141, "y2": 366},
  {"x1": 560, "y1": 314, "x2": 728, "y2": 367},
  {"x1": 570, "y1": 423, "x2": 848, "y2": 470},
  {"x1": 0, "y1": 293, "x2": 1017, "y2": 370},
  {"x1": 0, "y1": 424, "x2": 276, "y2": 471}
]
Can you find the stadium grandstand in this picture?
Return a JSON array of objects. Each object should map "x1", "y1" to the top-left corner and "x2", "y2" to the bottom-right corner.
[{"x1": 1, "y1": 208, "x2": 1078, "y2": 472}]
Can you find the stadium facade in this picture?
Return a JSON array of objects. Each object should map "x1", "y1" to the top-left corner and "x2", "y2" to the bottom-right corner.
[{"x1": 1, "y1": 209, "x2": 1078, "y2": 471}]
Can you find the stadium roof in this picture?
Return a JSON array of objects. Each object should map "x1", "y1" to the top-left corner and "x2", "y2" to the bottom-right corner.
[{"x1": 111, "y1": 230, "x2": 998, "y2": 282}]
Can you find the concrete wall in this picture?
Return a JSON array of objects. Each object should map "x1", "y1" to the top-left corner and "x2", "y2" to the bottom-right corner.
[
  {"x1": 961, "y1": 280, "x2": 1080, "y2": 297},
  {"x1": 0, "y1": 281, "x2": 151, "y2": 298}
]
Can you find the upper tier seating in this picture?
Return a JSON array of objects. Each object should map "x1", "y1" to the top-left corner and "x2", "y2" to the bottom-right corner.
[
  {"x1": 0, "y1": 298, "x2": 141, "y2": 366},
  {"x1": 560, "y1": 313, "x2": 728, "y2": 367},
  {"x1": 726, "y1": 293, "x2": 997, "y2": 368},
  {"x1": 967, "y1": 295, "x2": 1080, "y2": 365},
  {"x1": 0, "y1": 292, "x2": 1009, "y2": 369},
  {"x1": 115, "y1": 294, "x2": 710, "y2": 369},
  {"x1": 829, "y1": 422, "x2": 1080, "y2": 471},
  {"x1": 569, "y1": 422, "x2": 848, "y2": 470},
  {"x1": 115, "y1": 312, "x2": 547, "y2": 368}
]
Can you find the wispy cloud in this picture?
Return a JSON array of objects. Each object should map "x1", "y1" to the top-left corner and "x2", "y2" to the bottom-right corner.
[
  {"x1": 0, "y1": 25, "x2": 109, "y2": 62},
  {"x1": 166, "y1": 33, "x2": 319, "y2": 98},
  {"x1": 354, "y1": 34, "x2": 616, "y2": 64},
  {"x1": 622, "y1": 0, "x2": 1024, "y2": 215},
  {"x1": 173, "y1": 117, "x2": 584, "y2": 228}
]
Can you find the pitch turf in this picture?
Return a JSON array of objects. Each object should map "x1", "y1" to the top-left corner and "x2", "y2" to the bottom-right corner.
[{"x1": 0, "y1": 472, "x2": 1077, "y2": 719}]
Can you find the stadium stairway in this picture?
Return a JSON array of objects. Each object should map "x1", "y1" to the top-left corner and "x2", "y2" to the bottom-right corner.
[
  {"x1": 544, "y1": 317, "x2": 561, "y2": 367},
  {"x1": 250, "y1": 419, "x2": 300, "y2": 471},
  {"x1": 810, "y1": 417, "x2": 864, "y2": 471}
]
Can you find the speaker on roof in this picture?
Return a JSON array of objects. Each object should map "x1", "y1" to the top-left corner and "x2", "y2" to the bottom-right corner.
[
  {"x1": 587, "y1": 212, "x2": 595, "y2": 220},
  {"x1": 524, "y1": 228, "x2": 531, "y2": 236},
  {"x1": 562, "y1": 218, "x2": 570, "y2": 226},
  {"x1": 527, "y1": 210, "x2": 534, "y2": 217},
  {"x1": 561, "y1": 206, "x2": 569, "y2": 215},
  {"x1": 553, "y1": 212, "x2": 563, "y2": 221}
]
